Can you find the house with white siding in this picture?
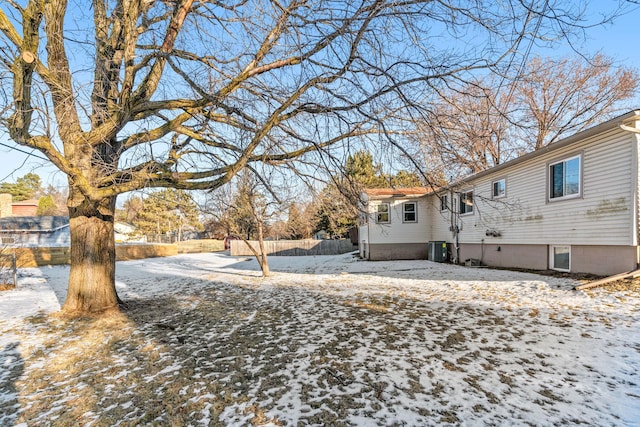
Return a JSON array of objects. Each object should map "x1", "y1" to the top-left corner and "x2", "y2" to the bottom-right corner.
[
  {"x1": 359, "y1": 187, "x2": 432, "y2": 260},
  {"x1": 359, "y1": 109, "x2": 640, "y2": 276}
]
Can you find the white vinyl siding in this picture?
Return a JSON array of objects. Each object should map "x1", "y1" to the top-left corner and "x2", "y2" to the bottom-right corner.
[
  {"x1": 635, "y1": 131, "x2": 640, "y2": 247},
  {"x1": 363, "y1": 121, "x2": 639, "y2": 253},
  {"x1": 429, "y1": 194, "x2": 454, "y2": 241},
  {"x1": 366, "y1": 197, "x2": 430, "y2": 244},
  {"x1": 434, "y1": 128, "x2": 635, "y2": 246}
]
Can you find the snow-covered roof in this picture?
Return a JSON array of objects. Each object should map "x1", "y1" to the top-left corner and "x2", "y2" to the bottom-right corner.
[{"x1": 0, "y1": 216, "x2": 69, "y2": 233}]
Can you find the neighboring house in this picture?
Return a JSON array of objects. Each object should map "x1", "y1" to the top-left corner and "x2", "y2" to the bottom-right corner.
[
  {"x1": 0, "y1": 216, "x2": 70, "y2": 247},
  {"x1": 359, "y1": 110, "x2": 640, "y2": 276},
  {"x1": 0, "y1": 217, "x2": 146, "y2": 246},
  {"x1": 11, "y1": 199, "x2": 39, "y2": 216},
  {"x1": 114, "y1": 222, "x2": 146, "y2": 243},
  {"x1": 0, "y1": 194, "x2": 38, "y2": 217}
]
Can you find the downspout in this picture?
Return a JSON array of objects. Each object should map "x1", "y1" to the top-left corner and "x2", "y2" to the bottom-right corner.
[
  {"x1": 363, "y1": 195, "x2": 371, "y2": 260},
  {"x1": 619, "y1": 123, "x2": 640, "y2": 134},
  {"x1": 455, "y1": 226, "x2": 459, "y2": 264},
  {"x1": 367, "y1": 209, "x2": 371, "y2": 260},
  {"x1": 451, "y1": 190, "x2": 460, "y2": 264}
]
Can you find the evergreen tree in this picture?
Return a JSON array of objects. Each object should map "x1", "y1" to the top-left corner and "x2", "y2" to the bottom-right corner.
[
  {"x1": 313, "y1": 151, "x2": 424, "y2": 237},
  {"x1": 390, "y1": 170, "x2": 423, "y2": 188},
  {"x1": 313, "y1": 184, "x2": 359, "y2": 238},
  {"x1": 40, "y1": 185, "x2": 69, "y2": 216},
  {"x1": 132, "y1": 190, "x2": 203, "y2": 240},
  {"x1": 344, "y1": 151, "x2": 389, "y2": 188},
  {"x1": 0, "y1": 173, "x2": 42, "y2": 201},
  {"x1": 287, "y1": 202, "x2": 315, "y2": 239},
  {"x1": 36, "y1": 195, "x2": 57, "y2": 216}
]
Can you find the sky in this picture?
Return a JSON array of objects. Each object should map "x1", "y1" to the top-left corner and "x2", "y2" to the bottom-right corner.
[{"x1": 0, "y1": 2, "x2": 639, "y2": 190}]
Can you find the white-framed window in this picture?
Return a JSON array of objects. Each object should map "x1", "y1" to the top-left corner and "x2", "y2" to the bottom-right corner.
[
  {"x1": 403, "y1": 202, "x2": 417, "y2": 223},
  {"x1": 549, "y1": 155, "x2": 581, "y2": 200},
  {"x1": 375, "y1": 203, "x2": 390, "y2": 223},
  {"x1": 492, "y1": 178, "x2": 506, "y2": 199},
  {"x1": 549, "y1": 245, "x2": 571, "y2": 272},
  {"x1": 440, "y1": 195, "x2": 448, "y2": 212},
  {"x1": 459, "y1": 190, "x2": 474, "y2": 215}
]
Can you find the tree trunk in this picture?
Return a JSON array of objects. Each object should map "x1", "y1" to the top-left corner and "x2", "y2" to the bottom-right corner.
[
  {"x1": 256, "y1": 220, "x2": 270, "y2": 277},
  {"x1": 62, "y1": 194, "x2": 120, "y2": 315}
]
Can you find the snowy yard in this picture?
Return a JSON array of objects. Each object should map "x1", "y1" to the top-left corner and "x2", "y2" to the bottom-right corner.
[{"x1": 1, "y1": 252, "x2": 639, "y2": 426}]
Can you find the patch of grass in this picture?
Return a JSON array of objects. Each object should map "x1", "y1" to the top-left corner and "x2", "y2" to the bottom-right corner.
[{"x1": 0, "y1": 283, "x2": 15, "y2": 291}]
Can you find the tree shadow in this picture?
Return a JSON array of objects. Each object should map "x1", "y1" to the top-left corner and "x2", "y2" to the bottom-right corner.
[
  {"x1": 12, "y1": 254, "x2": 635, "y2": 424},
  {"x1": 0, "y1": 342, "x2": 24, "y2": 426}
]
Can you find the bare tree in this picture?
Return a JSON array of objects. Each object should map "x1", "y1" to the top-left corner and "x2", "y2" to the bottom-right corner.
[
  {"x1": 513, "y1": 54, "x2": 638, "y2": 149},
  {"x1": 415, "y1": 54, "x2": 638, "y2": 178},
  {"x1": 0, "y1": 0, "x2": 602, "y2": 315},
  {"x1": 204, "y1": 172, "x2": 275, "y2": 277},
  {"x1": 419, "y1": 81, "x2": 512, "y2": 177}
]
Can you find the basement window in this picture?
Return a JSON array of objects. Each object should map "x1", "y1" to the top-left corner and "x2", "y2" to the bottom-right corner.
[{"x1": 550, "y1": 245, "x2": 571, "y2": 272}]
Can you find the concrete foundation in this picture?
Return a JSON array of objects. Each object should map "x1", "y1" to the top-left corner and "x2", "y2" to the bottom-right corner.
[
  {"x1": 365, "y1": 241, "x2": 638, "y2": 276},
  {"x1": 458, "y1": 243, "x2": 638, "y2": 276},
  {"x1": 458, "y1": 243, "x2": 548, "y2": 271},
  {"x1": 367, "y1": 243, "x2": 428, "y2": 261}
]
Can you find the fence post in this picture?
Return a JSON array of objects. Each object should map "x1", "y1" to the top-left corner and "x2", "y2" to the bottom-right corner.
[{"x1": 12, "y1": 252, "x2": 16, "y2": 288}]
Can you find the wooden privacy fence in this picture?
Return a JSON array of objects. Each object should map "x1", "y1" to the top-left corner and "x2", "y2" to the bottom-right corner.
[
  {"x1": 230, "y1": 239, "x2": 356, "y2": 256},
  {"x1": 10, "y1": 244, "x2": 179, "y2": 268},
  {"x1": 3, "y1": 240, "x2": 226, "y2": 268},
  {"x1": 177, "y1": 239, "x2": 225, "y2": 253}
]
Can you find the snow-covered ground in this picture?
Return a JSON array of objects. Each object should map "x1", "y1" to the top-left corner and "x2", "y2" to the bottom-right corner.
[{"x1": 1, "y1": 252, "x2": 639, "y2": 426}]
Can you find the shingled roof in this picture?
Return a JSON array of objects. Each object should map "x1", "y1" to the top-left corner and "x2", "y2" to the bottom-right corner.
[
  {"x1": 0, "y1": 216, "x2": 69, "y2": 232},
  {"x1": 363, "y1": 187, "x2": 431, "y2": 198}
]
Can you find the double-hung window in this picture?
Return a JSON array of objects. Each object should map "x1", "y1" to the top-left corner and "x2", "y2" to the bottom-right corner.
[
  {"x1": 376, "y1": 203, "x2": 390, "y2": 223},
  {"x1": 440, "y1": 195, "x2": 448, "y2": 212},
  {"x1": 403, "y1": 202, "x2": 417, "y2": 223},
  {"x1": 549, "y1": 155, "x2": 581, "y2": 200},
  {"x1": 459, "y1": 190, "x2": 474, "y2": 215},
  {"x1": 492, "y1": 178, "x2": 506, "y2": 199}
]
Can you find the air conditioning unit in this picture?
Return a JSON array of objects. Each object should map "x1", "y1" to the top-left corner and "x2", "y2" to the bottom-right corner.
[{"x1": 428, "y1": 241, "x2": 448, "y2": 262}]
